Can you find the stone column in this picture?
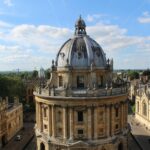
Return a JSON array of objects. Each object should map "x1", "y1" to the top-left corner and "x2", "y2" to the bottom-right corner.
[
  {"x1": 48, "y1": 105, "x2": 52, "y2": 136},
  {"x1": 121, "y1": 103, "x2": 124, "y2": 130},
  {"x1": 87, "y1": 107, "x2": 92, "y2": 139},
  {"x1": 39, "y1": 103, "x2": 43, "y2": 131},
  {"x1": 52, "y1": 105, "x2": 56, "y2": 137},
  {"x1": 63, "y1": 107, "x2": 67, "y2": 139},
  {"x1": 94, "y1": 106, "x2": 98, "y2": 139},
  {"x1": 69, "y1": 107, "x2": 74, "y2": 140},
  {"x1": 125, "y1": 102, "x2": 128, "y2": 127},
  {"x1": 111, "y1": 105, "x2": 115, "y2": 136},
  {"x1": 36, "y1": 102, "x2": 38, "y2": 128},
  {"x1": 106, "y1": 105, "x2": 110, "y2": 137},
  {"x1": 123, "y1": 103, "x2": 126, "y2": 128}
]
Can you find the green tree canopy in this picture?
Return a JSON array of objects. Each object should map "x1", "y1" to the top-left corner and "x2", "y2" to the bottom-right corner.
[
  {"x1": 128, "y1": 71, "x2": 139, "y2": 80},
  {"x1": 0, "y1": 75, "x2": 26, "y2": 102},
  {"x1": 142, "y1": 69, "x2": 150, "y2": 76}
]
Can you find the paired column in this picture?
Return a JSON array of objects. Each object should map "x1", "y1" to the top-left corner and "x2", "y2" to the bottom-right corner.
[
  {"x1": 69, "y1": 107, "x2": 74, "y2": 140},
  {"x1": 94, "y1": 107, "x2": 98, "y2": 139},
  {"x1": 52, "y1": 105, "x2": 56, "y2": 137},
  {"x1": 106, "y1": 105, "x2": 110, "y2": 137},
  {"x1": 38, "y1": 103, "x2": 43, "y2": 131},
  {"x1": 48, "y1": 105, "x2": 52, "y2": 136},
  {"x1": 36, "y1": 102, "x2": 39, "y2": 128},
  {"x1": 87, "y1": 107, "x2": 92, "y2": 139},
  {"x1": 63, "y1": 107, "x2": 67, "y2": 139},
  {"x1": 121, "y1": 103, "x2": 124, "y2": 130}
]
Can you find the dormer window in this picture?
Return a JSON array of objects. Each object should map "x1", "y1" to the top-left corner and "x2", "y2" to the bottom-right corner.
[
  {"x1": 98, "y1": 75, "x2": 103, "y2": 87},
  {"x1": 77, "y1": 76, "x2": 84, "y2": 88},
  {"x1": 59, "y1": 76, "x2": 63, "y2": 87}
]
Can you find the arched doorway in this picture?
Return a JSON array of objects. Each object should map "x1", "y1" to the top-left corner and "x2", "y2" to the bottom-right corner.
[
  {"x1": 40, "y1": 142, "x2": 45, "y2": 150},
  {"x1": 118, "y1": 143, "x2": 123, "y2": 150},
  {"x1": 2, "y1": 135, "x2": 7, "y2": 147}
]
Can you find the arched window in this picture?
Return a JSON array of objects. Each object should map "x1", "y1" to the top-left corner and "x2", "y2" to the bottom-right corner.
[
  {"x1": 28, "y1": 89, "x2": 30, "y2": 95},
  {"x1": 142, "y1": 102, "x2": 147, "y2": 116},
  {"x1": 40, "y1": 143, "x2": 45, "y2": 150},
  {"x1": 118, "y1": 143, "x2": 123, "y2": 150}
]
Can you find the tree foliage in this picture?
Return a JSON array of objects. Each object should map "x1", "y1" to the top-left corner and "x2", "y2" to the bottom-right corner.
[
  {"x1": 128, "y1": 71, "x2": 139, "y2": 80},
  {"x1": 142, "y1": 69, "x2": 150, "y2": 76},
  {"x1": 0, "y1": 74, "x2": 26, "y2": 102}
]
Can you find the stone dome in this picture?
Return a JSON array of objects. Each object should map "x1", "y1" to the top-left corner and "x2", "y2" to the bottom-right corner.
[{"x1": 56, "y1": 16, "x2": 107, "y2": 69}]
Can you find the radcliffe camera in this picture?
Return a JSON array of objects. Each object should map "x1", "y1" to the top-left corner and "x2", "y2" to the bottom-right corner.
[{"x1": 0, "y1": 1, "x2": 150, "y2": 150}]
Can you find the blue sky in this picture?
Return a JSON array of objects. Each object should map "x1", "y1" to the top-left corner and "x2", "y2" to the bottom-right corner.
[{"x1": 0, "y1": 0, "x2": 150, "y2": 71}]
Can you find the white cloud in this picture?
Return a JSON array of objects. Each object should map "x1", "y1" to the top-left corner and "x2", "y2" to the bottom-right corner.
[
  {"x1": 138, "y1": 11, "x2": 150, "y2": 23},
  {"x1": 3, "y1": 0, "x2": 13, "y2": 7},
  {"x1": 86, "y1": 14, "x2": 108, "y2": 23},
  {"x1": 0, "y1": 19, "x2": 150, "y2": 70}
]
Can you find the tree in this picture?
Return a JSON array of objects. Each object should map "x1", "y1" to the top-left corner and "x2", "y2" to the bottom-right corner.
[
  {"x1": 45, "y1": 69, "x2": 51, "y2": 79},
  {"x1": 0, "y1": 75, "x2": 26, "y2": 102},
  {"x1": 143, "y1": 69, "x2": 150, "y2": 76},
  {"x1": 32, "y1": 70, "x2": 38, "y2": 79},
  {"x1": 128, "y1": 71, "x2": 139, "y2": 80}
]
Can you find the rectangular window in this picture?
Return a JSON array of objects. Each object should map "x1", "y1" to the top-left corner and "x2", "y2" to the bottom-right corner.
[
  {"x1": 99, "y1": 75, "x2": 103, "y2": 87},
  {"x1": 78, "y1": 129, "x2": 83, "y2": 135},
  {"x1": 98, "y1": 128, "x2": 104, "y2": 136},
  {"x1": 44, "y1": 108, "x2": 47, "y2": 117},
  {"x1": 115, "y1": 108, "x2": 119, "y2": 117},
  {"x1": 44, "y1": 124, "x2": 47, "y2": 129},
  {"x1": 59, "y1": 76, "x2": 63, "y2": 87},
  {"x1": 78, "y1": 111, "x2": 83, "y2": 122},
  {"x1": 115, "y1": 124, "x2": 119, "y2": 130}
]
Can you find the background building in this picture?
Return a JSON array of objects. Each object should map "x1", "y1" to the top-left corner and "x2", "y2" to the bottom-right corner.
[
  {"x1": 34, "y1": 16, "x2": 129, "y2": 150},
  {"x1": 135, "y1": 83, "x2": 150, "y2": 129},
  {"x1": 0, "y1": 97, "x2": 23, "y2": 148}
]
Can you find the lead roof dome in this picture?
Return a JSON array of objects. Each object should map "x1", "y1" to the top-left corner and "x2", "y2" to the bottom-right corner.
[{"x1": 56, "y1": 16, "x2": 107, "y2": 69}]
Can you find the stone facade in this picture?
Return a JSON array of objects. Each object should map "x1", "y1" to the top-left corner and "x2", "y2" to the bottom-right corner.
[
  {"x1": 135, "y1": 83, "x2": 150, "y2": 129},
  {"x1": 0, "y1": 97, "x2": 23, "y2": 148},
  {"x1": 34, "y1": 16, "x2": 129, "y2": 150}
]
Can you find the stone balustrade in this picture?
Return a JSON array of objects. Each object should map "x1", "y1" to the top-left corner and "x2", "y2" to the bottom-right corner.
[{"x1": 35, "y1": 86, "x2": 127, "y2": 97}]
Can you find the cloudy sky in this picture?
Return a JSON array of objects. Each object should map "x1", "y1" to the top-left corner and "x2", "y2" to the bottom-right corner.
[{"x1": 0, "y1": 0, "x2": 150, "y2": 71}]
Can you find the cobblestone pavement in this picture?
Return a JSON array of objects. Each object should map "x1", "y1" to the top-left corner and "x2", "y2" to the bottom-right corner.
[
  {"x1": 128, "y1": 115, "x2": 150, "y2": 150},
  {"x1": 2, "y1": 122, "x2": 34, "y2": 150}
]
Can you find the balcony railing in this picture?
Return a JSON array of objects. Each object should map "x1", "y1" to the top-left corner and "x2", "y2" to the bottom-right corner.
[{"x1": 35, "y1": 86, "x2": 127, "y2": 97}]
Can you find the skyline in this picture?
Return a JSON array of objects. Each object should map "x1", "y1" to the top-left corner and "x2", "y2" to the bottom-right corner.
[{"x1": 0, "y1": 0, "x2": 150, "y2": 71}]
